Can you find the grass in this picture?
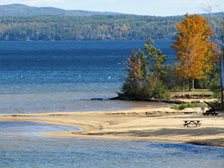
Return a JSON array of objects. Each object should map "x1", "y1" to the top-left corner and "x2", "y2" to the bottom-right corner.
[
  {"x1": 171, "y1": 89, "x2": 214, "y2": 99},
  {"x1": 171, "y1": 89, "x2": 213, "y2": 95},
  {"x1": 171, "y1": 103, "x2": 202, "y2": 110}
]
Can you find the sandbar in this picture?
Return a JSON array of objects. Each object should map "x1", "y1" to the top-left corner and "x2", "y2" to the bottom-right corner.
[{"x1": 0, "y1": 106, "x2": 224, "y2": 147}]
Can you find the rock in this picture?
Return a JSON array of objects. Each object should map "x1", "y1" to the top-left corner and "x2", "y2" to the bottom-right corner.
[{"x1": 91, "y1": 98, "x2": 104, "y2": 101}]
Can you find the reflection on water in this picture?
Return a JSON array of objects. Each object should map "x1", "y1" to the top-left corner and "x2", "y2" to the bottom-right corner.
[{"x1": 0, "y1": 121, "x2": 224, "y2": 168}]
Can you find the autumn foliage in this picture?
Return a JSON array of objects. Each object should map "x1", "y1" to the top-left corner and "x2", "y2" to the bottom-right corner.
[{"x1": 173, "y1": 15, "x2": 217, "y2": 89}]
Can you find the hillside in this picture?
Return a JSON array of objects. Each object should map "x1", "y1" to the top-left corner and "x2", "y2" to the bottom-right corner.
[
  {"x1": 0, "y1": 4, "x2": 222, "y2": 41},
  {"x1": 0, "y1": 15, "x2": 180, "y2": 40},
  {"x1": 0, "y1": 4, "x2": 122, "y2": 16}
]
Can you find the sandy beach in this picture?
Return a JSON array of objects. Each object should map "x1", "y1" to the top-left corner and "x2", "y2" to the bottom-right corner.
[{"x1": 0, "y1": 105, "x2": 224, "y2": 147}]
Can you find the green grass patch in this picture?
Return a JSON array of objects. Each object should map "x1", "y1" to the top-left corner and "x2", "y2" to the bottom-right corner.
[{"x1": 171, "y1": 103, "x2": 202, "y2": 110}]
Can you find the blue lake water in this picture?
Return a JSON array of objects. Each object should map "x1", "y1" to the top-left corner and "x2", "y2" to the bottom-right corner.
[
  {"x1": 0, "y1": 40, "x2": 175, "y2": 114},
  {"x1": 0, "y1": 42, "x2": 223, "y2": 167},
  {"x1": 0, "y1": 121, "x2": 224, "y2": 168}
]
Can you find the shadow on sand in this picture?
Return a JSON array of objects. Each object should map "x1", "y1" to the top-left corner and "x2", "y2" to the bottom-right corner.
[{"x1": 86, "y1": 127, "x2": 224, "y2": 137}]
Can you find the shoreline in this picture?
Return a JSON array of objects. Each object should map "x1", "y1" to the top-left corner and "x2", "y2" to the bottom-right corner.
[{"x1": 0, "y1": 106, "x2": 224, "y2": 148}]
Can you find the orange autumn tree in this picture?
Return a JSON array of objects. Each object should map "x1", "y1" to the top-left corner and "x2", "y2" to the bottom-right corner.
[{"x1": 173, "y1": 14, "x2": 216, "y2": 90}]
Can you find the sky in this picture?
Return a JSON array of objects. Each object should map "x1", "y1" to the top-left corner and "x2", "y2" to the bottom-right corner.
[{"x1": 0, "y1": 0, "x2": 223, "y2": 16}]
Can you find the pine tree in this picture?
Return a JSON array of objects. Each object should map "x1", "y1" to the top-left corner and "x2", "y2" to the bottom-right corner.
[
  {"x1": 120, "y1": 38, "x2": 169, "y2": 99},
  {"x1": 121, "y1": 50, "x2": 148, "y2": 98}
]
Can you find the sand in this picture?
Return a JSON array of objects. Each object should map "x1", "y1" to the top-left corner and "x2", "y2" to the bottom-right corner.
[{"x1": 0, "y1": 106, "x2": 224, "y2": 147}]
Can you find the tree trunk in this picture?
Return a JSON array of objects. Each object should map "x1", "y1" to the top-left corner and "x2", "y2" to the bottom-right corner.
[
  {"x1": 188, "y1": 79, "x2": 191, "y2": 91},
  {"x1": 192, "y1": 79, "x2": 195, "y2": 91},
  {"x1": 182, "y1": 81, "x2": 185, "y2": 92}
]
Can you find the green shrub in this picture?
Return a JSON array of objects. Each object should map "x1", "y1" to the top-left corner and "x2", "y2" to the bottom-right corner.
[{"x1": 171, "y1": 103, "x2": 201, "y2": 110}]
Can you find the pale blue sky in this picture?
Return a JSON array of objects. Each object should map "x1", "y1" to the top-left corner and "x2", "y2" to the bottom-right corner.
[{"x1": 0, "y1": 0, "x2": 223, "y2": 16}]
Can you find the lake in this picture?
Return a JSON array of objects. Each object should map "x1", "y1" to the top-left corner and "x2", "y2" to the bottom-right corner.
[
  {"x1": 0, "y1": 121, "x2": 224, "y2": 168},
  {"x1": 0, "y1": 40, "x2": 175, "y2": 114},
  {"x1": 0, "y1": 41, "x2": 224, "y2": 168}
]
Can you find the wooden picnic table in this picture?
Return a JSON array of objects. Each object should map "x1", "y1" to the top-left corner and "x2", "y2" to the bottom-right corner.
[
  {"x1": 183, "y1": 120, "x2": 201, "y2": 127},
  {"x1": 203, "y1": 101, "x2": 219, "y2": 116},
  {"x1": 203, "y1": 110, "x2": 218, "y2": 116}
]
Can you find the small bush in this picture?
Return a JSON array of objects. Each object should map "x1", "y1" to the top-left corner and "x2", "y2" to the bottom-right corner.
[{"x1": 171, "y1": 103, "x2": 201, "y2": 110}]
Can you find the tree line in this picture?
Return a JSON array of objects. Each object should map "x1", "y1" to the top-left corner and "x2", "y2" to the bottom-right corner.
[
  {"x1": 0, "y1": 15, "x2": 183, "y2": 41},
  {"x1": 0, "y1": 14, "x2": 222, "y2": 41}
]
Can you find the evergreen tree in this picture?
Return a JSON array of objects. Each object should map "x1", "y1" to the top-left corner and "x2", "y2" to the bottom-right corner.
[
  {"x1": 121, "y1": 50, "x2": 148, "y2": 98},
  {"x1": 120, "y1": 38, "x2": 169, "y2": 99}
]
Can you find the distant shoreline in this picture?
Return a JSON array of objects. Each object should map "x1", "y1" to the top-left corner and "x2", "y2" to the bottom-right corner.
[{"x1": 0, "y1": 105, "x2": 223, "y2": 148}]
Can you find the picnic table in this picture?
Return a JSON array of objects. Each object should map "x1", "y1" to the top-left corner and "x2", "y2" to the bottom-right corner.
[
  {"x1": 183, "y1": 120, "x2": 201, "y2": 127},
  {"x1": 203, "y1": 101, "x2": 219, "y2": 116}
]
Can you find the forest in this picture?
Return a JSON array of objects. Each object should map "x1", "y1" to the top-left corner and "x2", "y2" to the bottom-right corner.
[
  {"x1": 0, "y1": 12, "x2": 223, "y2": 41},
  {"x1": 0, "y1": 15, "x2": 185, "y2": 41},
  {"x1": 0, "y1": 4, "x2": 223, "y2": 41}
]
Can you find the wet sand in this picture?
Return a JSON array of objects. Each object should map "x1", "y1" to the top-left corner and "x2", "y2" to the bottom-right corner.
[{"x1": 0, "y1": 106, "x2": 224, "y2": 147}]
